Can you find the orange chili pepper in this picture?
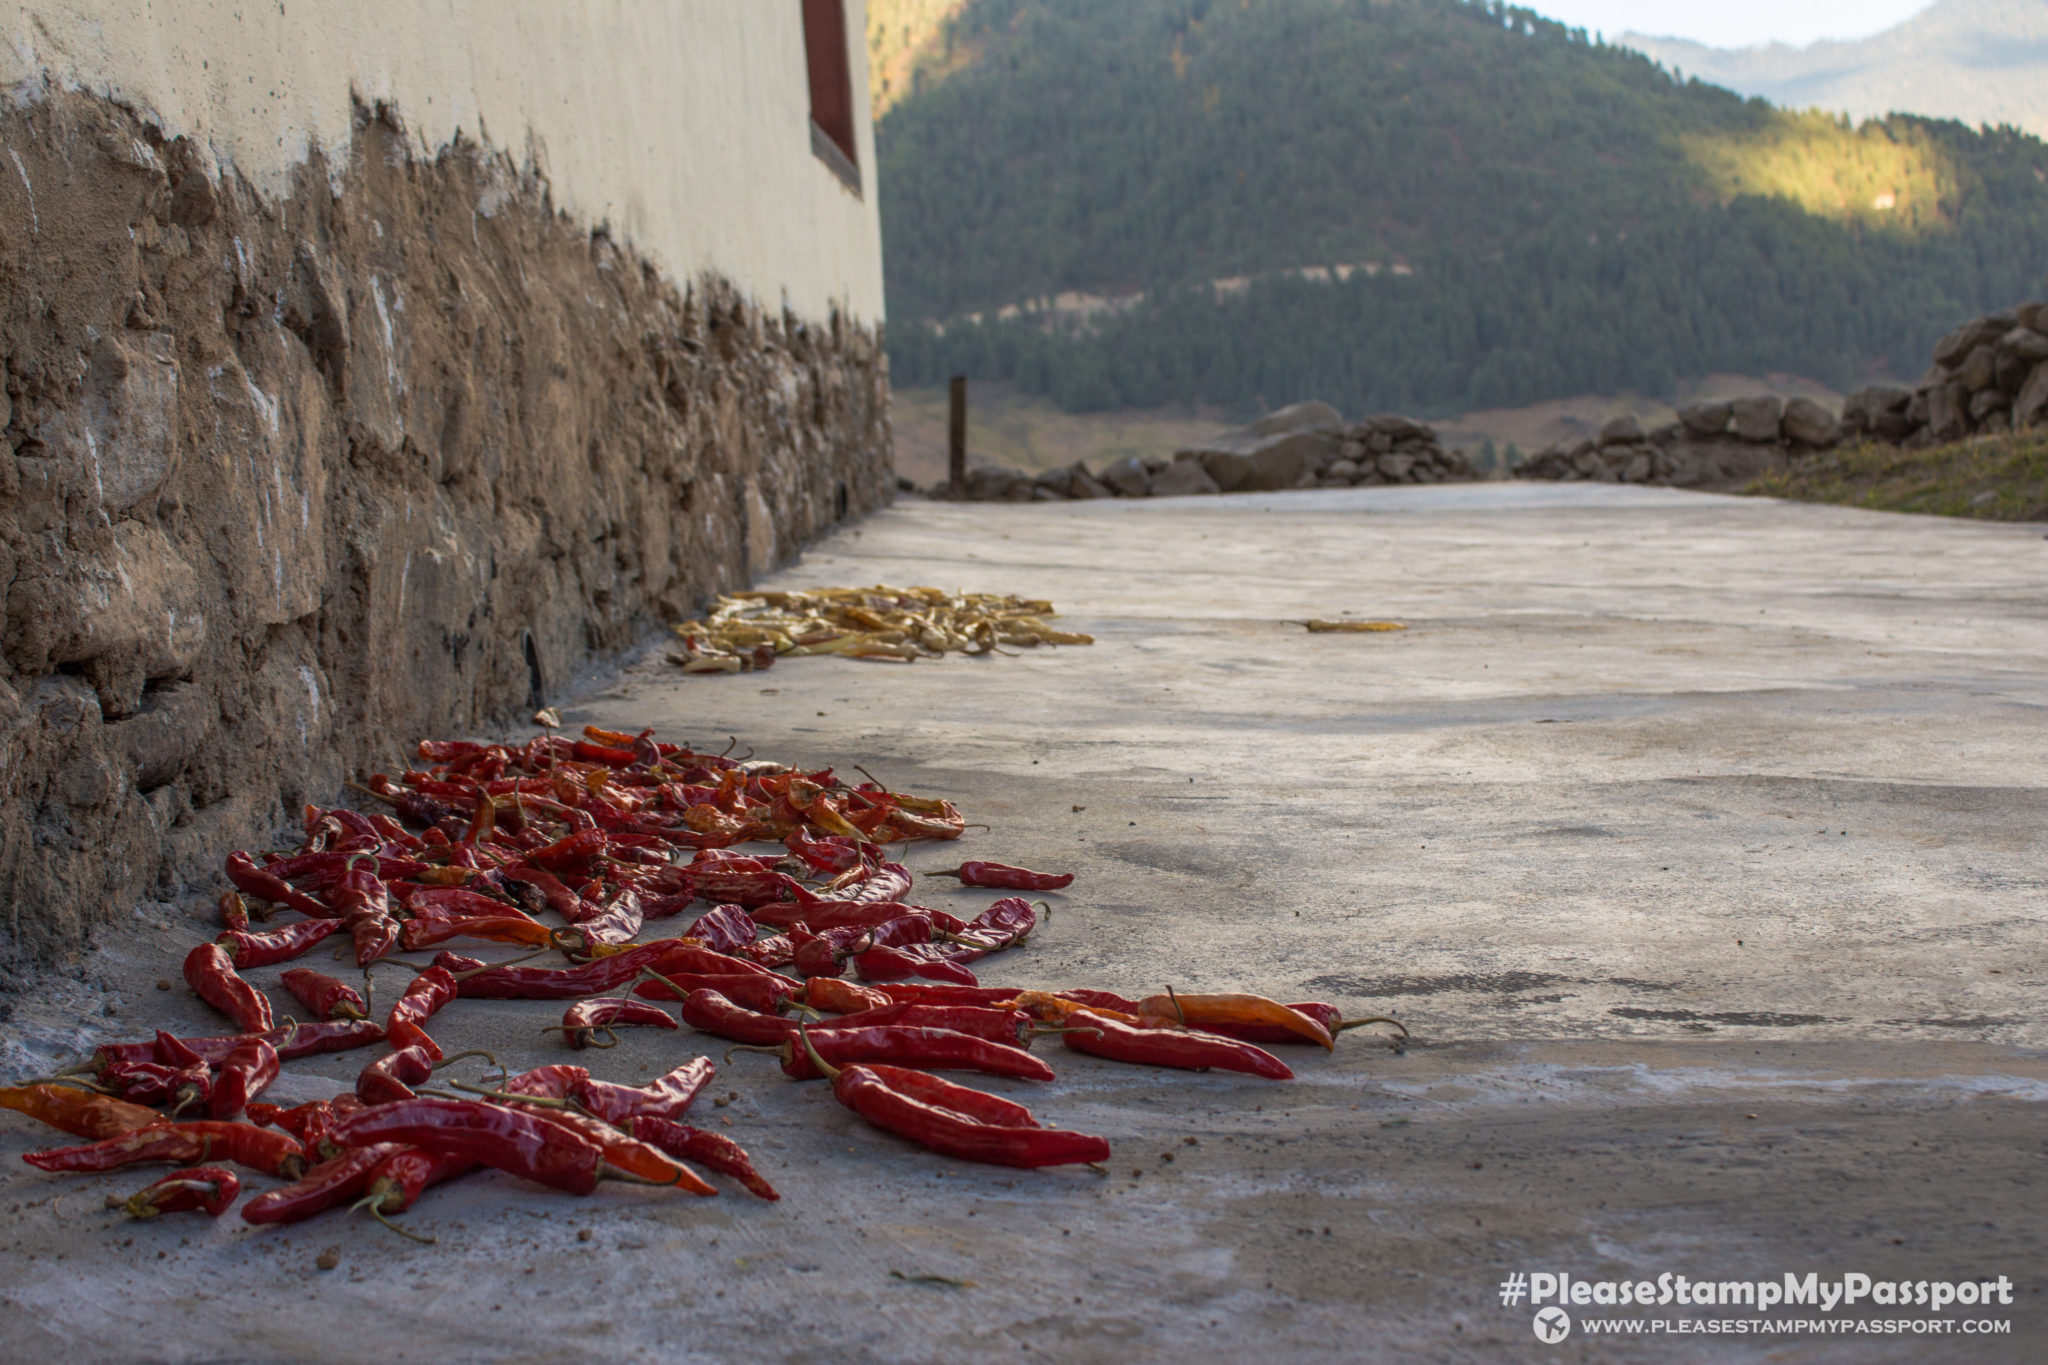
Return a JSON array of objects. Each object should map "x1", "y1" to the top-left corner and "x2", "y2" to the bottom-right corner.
[
  {"x1": 1134, "y1": 993, "x2": 1335, "y2": 1051},
  {"x1": 0, "y1": 1083, "x2": 161, "y2": 1140}
]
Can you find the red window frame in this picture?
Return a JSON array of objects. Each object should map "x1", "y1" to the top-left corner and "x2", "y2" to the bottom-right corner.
[{"x1": 802, "y1": 0, "x2": 860, "y2": 192}]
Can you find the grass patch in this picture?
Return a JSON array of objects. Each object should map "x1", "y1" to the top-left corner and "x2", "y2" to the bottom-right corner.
[{"x1": 1744, "y1": 430, "x2": 2048, "y2": 522}]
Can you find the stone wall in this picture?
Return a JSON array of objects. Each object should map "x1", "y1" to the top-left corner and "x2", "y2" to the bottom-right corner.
[
  {"x1": 1513, "y1": 396, "x2": 1842, "y2": 486},
  {"x1": 1841, "y1": 300, "x2": 2048, "y2": 446},
  {"x1": 937, "y1": 401, "x2": 1476, "y2": 501},
  {"x1": 0, "y1": 91, "x2": 892, "y2": 964}
]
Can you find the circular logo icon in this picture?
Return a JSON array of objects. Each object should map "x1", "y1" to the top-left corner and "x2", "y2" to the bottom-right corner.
[{"x1": 1532, "y1": 1307, "x2": 1573, "y2": 1344}]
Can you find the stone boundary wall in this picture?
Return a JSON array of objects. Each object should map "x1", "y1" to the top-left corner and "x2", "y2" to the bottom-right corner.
[
  {"x1": 0, "y1": 92, "x2": 891, "y2": 964},
  {"x1": 938, "y1": 401, "x2": 1476, "y2": 501},
  {"x1": 1841, "y1": 300, "x2": 2048, "y2": 446},
  {"x1": 1511, "y1": 395, "x2": 1843, "y2": 487}
]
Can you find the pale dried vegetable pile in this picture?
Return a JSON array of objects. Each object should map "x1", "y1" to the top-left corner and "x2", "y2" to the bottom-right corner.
[{"x1": 669, "y1": 586, "x2": 1093, "y2": 672}]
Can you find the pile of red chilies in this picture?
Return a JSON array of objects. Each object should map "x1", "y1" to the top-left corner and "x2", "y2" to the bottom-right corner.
[{"x1": 3, "y1": 724, "x2": 1404, "y2": 1234}]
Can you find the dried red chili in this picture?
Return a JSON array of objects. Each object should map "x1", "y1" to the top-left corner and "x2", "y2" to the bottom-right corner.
[
  {"x1": 216, "y1": 918, "x2": 343, "y2": 968},
  {"x1": 731, "y1": 1014, "x2": 1057, "y2": 1083},
  {"x1": 356, "y1": 1045, "x2": 437, "y2": 1106},
  {"x1": 225, "y1": 851, "x2": 332, "y2": 918},
  {"x1": 926, "y1": 861, "x2": 1074, "y2": 892},
  {"x1": 181, "y1": 943, "x2": 274, "y2": 1034},
  {"x1": 547, "y1": 997, "x2": 679, "y2": 1050},
  {"x1": 241, "y1": 1143, "x2": 402, "y2": 1226},
  {"x1": 325, "y1": 1099, "x2": 610, "y2": 1196},
  {"x1": 117, "y1": 1165, "x2": 241, "y2": 1219},
  {"x1": 24, "y1": 1121, "x2": 306, "y2": 1178},
  {"x1": 796, "y1": 1028, "x2": 1107, "y2": 1169},
  {"x1": 1054, "y1": 1007, "x2": 1293, "y2": 1080},
  {"x1": 851, "y1": 943, "x2": 980, "y2": 987},
  {"x1": 385, "y1": 966, "x2": 459, "y2": 1060},
  {"x1": 630, "y1": 968, "x2": 796, "y2": 1015},
  {"x1": 207, "y1": 1038, "x2": 280, "y2": 1120},
  {"x1": 280, "y1": 968, "x2": 369, "y2": 1022},
  {"x1": 630, "y1": 1116, "x2": 779, "y2": 1200}
]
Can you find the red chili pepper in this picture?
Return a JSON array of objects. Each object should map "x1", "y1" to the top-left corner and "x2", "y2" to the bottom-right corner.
[
  {"x1": 248, "y1": 1095, "x2": 364, "y2": 1149},
  {"x1": 399, "y1": 904, "x2": 556, "y2": 952},
  {"x1": 749, "y1": 899, "x2": 965, "y2": 935},
  {"x1": 118, "y1": 1165, "x2": 241, "y2": 1218},
  {"x1": 0, "y1": 1083, "x2": 160, "y2": 1139},
  {"x1": 325, "y1": 1099, "x2": 606, "y2": 1196},
  {"x1": 683, "y1": 904, "x2": 758, "y2": 954},
  {"x1": 733, "y1": 1016, "x2": 1057, "y2": 1083},
  {"x1": 678, "y1": 989, "x2": 798, "y2": 1046},
  {"x1": 329, "y1": 859, "x2": 402, "y2": 966},
  {"x1": 578, "y1": 1058, "x2": 716, "y2": 1126},
  {"x1": 630, "y1": 969, "x2": 796, "y2": 1015},
  {"x1": 280, "y1": 968, "x2": 369, "y2": 1022},
  {"x1": 548, "y1": 997, "x2": 679, "y2": 1050},
  {"x1": 456, "y1": 939, "x2": 776, "y2": 1001},
  {"x1": 218, "y1": 892, "x2": 252, "y2": 933},
  {"x1": 225, "y1": 851, "x2": 332, "y2": 918},
  {"x1": 356, "y1": 1045, "x2": 437, "y2": 1105},
  {"x1": 207, "y1": 1038, "x2": 280, "y2": 1120},
  {"x1": 830, "y1": 860, "x2": 914, "y2": 904},
  {"x1": 358, "y1": 1145, "x2": 475, "y2": 1219},
  {"x1": 151, "y1": 1030, "x2": 216, "y2": 1115},
  {"x1": 783, "y1": 829, "x2": 865, "y2": 874},
  {"x1": 796, "y1": 1032, "x2": 1107, "y2": 1169},
  {"x1": 926, "y1": 861, "x2": 1074, "y2": 892},
  {"x1": 948, "y1": 896, "x2": 1038, "y2": 952},
  {"x1": 631, "y1": 1117, "x2": 778, "y2": 1200},
  {"x1": 503, "y1": 864, "x2": 592, "y2": 921},
  {"x1": 216, "y1": 918, "x2": 343, "y2": 968},
  {"x1": 1057, "y1": 1008, "x2": 1293, "y2": 1080},
  {"x1": 500, "y1": 1064, "x2": 587, "y2": 1101},
  {"x1": 851, "y1": 943, "x2": 980, "y2": 987},
  {"x1": 240, "y1": 1143, "x2": 403, "y2": 1225},
  {"x1": 385, "y1": 967, "x2": 458, "y2": 1060},
  {"x1": 571, "y1": 740, "x2": 638, "y2": 768},
  {"x1": 182, "y1": 943, "x2": 275, "y2": 1034},
  {"x1": 24, "y1": 1121, "x2": 306, "y2": 1178},
  {"x1": 553, "y1": 888, "x2": 646, "y2": 954},
  {"x1": 274, "y1": 1019, "x2": 387, "y2": 1060},
  {"x1": 96, "y1": 1061, "x2": 185, "y2": 1107},
  {"x1": 497, "y1": 1102, "x2": 715, "y2": 1194},
  {"x1": 525, "y1": 828, "x2": 609, "y2": 872},
  {"x1": 866, "y1": 982, "x2": 1033, "y2": 1010},
  {"x1": 819, "y1": 1002, "x2": 1034, "y2": 1050},
  {"x1": 801, "y1": 977, "x2": 892, "y2": 1014},
  {"x1": 735, "y1": 935, "x2": 795, "y2": 969},
  {"x1": 789, "y1": 922, "x2": 880, "y2": 979}
]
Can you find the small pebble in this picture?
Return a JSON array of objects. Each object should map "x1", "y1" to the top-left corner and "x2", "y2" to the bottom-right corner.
[
  {"x1": 155, "y1": 980, "x2": 172, "y2": 991},
  {"x1": 577, "y1": 1228, "x2": 592, "y2": 1242},
  {"x1": 316, "y1": 1249, "x2": 340, "y2": 1271}
]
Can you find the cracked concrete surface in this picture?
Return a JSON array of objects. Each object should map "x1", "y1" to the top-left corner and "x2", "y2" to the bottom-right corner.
[{"x1": 2, "y1": 483, "x2": 2043, "y2": 1361}]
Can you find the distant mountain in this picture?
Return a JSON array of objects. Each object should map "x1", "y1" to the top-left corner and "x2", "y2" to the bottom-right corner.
[
  {"x1": 872, "y1": 0, "x2": 2048, "y2": 419},
  {"x1": 1624, "y1": 0, "x2": 2048, "y2": 137}
]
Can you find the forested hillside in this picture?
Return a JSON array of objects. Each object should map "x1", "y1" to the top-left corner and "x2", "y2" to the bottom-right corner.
[{"x1": 873, "y1": 0, "x2": 2048, "y2": 418}]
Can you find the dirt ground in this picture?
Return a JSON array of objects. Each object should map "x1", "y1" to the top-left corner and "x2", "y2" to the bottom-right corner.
[{"x1": 1, "y1": 483, "x2": 2042, "y2": 1362}]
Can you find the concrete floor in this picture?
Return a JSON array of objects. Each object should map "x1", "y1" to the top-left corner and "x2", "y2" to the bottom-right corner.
[{"x1": 2, "y1": 483, "x2": 2044, "y2": 1361}]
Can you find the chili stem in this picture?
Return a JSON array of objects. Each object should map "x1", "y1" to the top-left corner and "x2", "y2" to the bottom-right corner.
[
  {"x1": 350, "y1": 1193, "x2": 438, "y2": 1244},
  {"x1": 795, "y1": 1021, "x2": 840, "y2": 1081}
]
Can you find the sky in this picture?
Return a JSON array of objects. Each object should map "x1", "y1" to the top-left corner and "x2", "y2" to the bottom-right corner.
[{"x1": 1528, "y1": 1, "x2": 1937, "y2": 49}]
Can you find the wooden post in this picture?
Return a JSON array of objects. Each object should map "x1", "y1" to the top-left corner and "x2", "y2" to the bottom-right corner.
[{"x1": 948, "y1": 374, "x2": 968, "y2": 492}]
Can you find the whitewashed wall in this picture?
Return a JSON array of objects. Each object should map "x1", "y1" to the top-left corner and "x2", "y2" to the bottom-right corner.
[{"x1": 1, "y1": 0, "x2": 884, "y2": 323}]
